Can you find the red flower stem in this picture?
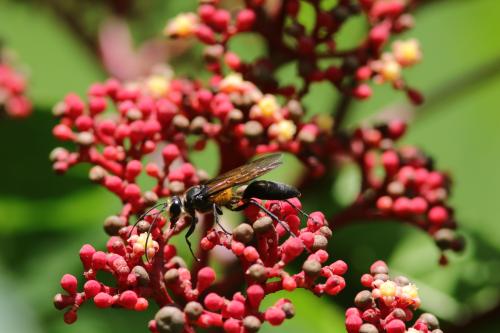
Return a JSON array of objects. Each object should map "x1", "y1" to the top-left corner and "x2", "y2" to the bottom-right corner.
[
  {"x1": 152, "y1": 237, "x2": 174, "y2": 306},
  {"x1": 191, "y1": 214, "x2": 214, "y2": 278}
]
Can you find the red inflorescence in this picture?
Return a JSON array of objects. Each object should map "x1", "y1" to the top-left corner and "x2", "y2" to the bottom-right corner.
[
  {"x1": 166, "y1": 0, "x2": 422, "y2": 103},
  {"x1": 54, "y1": 196, "x2": 347, "y2": 332},
  {"x1": 0, "y1": 54, "x2": 32, "y2": 118},
  {"x1": 346, "y1": 260, "x2": 443, "y2": 333},
  {"x1": 336, "y1": 122, "x2": 465, "y2": 260},
  {"x1": 51, "y1": 1, "x2": 460, "y2": 332}
]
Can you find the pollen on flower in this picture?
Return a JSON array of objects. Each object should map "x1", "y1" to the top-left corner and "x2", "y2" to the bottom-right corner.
[
  {"x1": 251, "y1": 94, "x2": 281, "y2": 119},
  {"x1": 401, "y1": 283, "x2": 419, "y2": 301},
  {"x1": 371, "y1": 53, "x2": 402, "y2": 83},
  {"x1": 392, "y1": 39, "x2": 422, "y2": 67},
  {"x1": 219, "y1": 73, "x2": 245, "y2": 93},
  {"x1": 145, "y1": 74, "x2": 170, "y2": 98},
  {"x1": 268, "y1": 119, "x2": 297, "y2": 142},
  {"x1": 164, "y1": 13, "x2": 199, "y2": 38},
  {"x1": 132, "y1": 233, "x2": 159, "y2": 259},
  {"x1": 379, "y1": 280, "x2": 397, "y2": 297},
  {"x1": 346, "y1": 261, "x2": 440, "y2": 333}
]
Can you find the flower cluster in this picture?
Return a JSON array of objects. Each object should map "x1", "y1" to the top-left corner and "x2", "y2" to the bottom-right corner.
[
  {"x1": 50, "y1": 1, "x2": 462, "y2": 332},
  {"x1": 0, "y1": 52, "x2": 32, "y2": 118},
  {"x1": 166, "y1": 0, "x2": 422, "y2": 102},
  {"x1": 345, "y1": 260, "x2": 443, "y2": 333},
  {"x1": 54, "y1": 197, "x2": 347, "y2": 332},
  {"x1": 336, "y1": 122, "x2": 464, "y2": 262}
]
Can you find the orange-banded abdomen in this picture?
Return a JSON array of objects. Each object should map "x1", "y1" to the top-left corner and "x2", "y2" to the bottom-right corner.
[{"x1": 211, "y1": 188, "x2": 234, "y2": 206}]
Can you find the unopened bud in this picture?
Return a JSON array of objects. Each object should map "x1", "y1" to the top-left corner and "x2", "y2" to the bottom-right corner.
[
  {"x1": 155, "y1": 306, "x2": 185, "y2": 333},
  {"x1": 243, "y1": 315, "x2": 262, "y2": 332},
  {"x1": 312, "y1": 235, "x2": 328, "y2": 251},
  {"x1": 132, "y1": 266, "x2": 150, "y2": 286},
  {"x1": 164, "y1": 269, "x2": 179, "y2": 284},
  {"x1": 169, "y1": 181, "x2": 185, "y2": 194},
  {"x1": 419, "y1": 313, "x2": 440, "y2": 330},
  {"x1": 303, "y1": 259, "x2": 321, "y2": 277},
  {"x1": 169, "y1": 256, "x2": 187, "y2": 268},
  {"x1": 354, "y1": 290, "x2": 374, "y2": 309},
  {"x1": 393, "y1": 275, "x2": 410, "y2": 286},
  {"x1": 252, "y1": 216, "x2": 273, "y2": 233},
  {"x1": 247, "y1": 264, "x2": 267, "y2": 283},
  {"x1": 173, "y1": 115, "x2": 190, "y2": 131},
  {"x1": 282, "y1": 302, "x2": 295, "y2": 318},
  {"x1": 359, "y1": 323, "x2": 379, "y2": 333},
  {"x1": 184, "y1": 301, "x2": 203, "y2": 321},
  {"x1": 76, "y1": 132, "x2": 94, "y2": 146},
  {"x1": 287, "y1": 100, "x2": 303, "y2": 121},
  {"x1": 228, "y1": 109, "x2": 244, "y2": 123},
  {"x1": 318, "y1": 226, "x2": 332, "y2": 239},
  {"x1": 233, "y1": 223, "x2": 254, "y2": 243},
  {"x1": 190, "y1": 116, "x2": 207, "y2": 134},
  {"x1": 89, "y1": 166, "x2": 107, "y2": 182},
  {"x1": 244, "y1": 121, "x2": 264, "y2": 139},
  {"x1": 104, "y1": 215, "x2": 127, "y2": 236},
  {"x1": 143, "y1": 191, "x2": 159, "y2": 205}
]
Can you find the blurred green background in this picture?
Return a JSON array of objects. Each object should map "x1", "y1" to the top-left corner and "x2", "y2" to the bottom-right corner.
[{"x1": 0, "y1": 0, "x2": 499, "y2": 332}]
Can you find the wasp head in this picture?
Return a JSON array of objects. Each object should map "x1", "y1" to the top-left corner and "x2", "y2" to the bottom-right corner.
[{"x1": 185, "y1": 185, "x2": 212, "y2": 213}]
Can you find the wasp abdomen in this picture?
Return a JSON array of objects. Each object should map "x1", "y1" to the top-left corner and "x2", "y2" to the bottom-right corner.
[{"x1": 242, "y1": 180, "x2": 300, "y2": 200}]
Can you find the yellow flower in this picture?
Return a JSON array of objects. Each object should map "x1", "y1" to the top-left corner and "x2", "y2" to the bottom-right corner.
[
  {"x1": 379, "y1": 280, "x2": 397, "y2": 297},
  {"x1": 371, "y1": 53, "x2": 402, "y2": 83},
  {"x1": 220, "y1": 73, "x2": 245, "y2": 94},
  {"x1": 269, "y1": 120, "x2": 297, "y2": 142},
  {"x1": 146, "y1": 74, "x2": 170, "y2": 98},
  {"x1": 137, "y1": 232, "x2": 157, "y2": 251},
  {"x1": 401, "y1": 283, "x2": 419, "y2": 300},
  {"x1": 164, "y1": 13, "x2": 198, "y2": 38},
  {"x1": 258, "y1": 95, "x2": 280, "y2": 118},
  {"x1": 393, "y1": 39, "x2": 422, "y2": 67}
]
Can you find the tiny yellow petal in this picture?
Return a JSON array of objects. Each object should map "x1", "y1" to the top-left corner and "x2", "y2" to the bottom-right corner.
[
  {"x1": 146, "y1": 75, "x2": 170, "y2": 97},
  {"x1": 258, "y1": 95, "x2": 280, "y2": 118},
  {"x1": 165, "y1": 13, "x2": 198, "y2": 38},
  {"x1": 269, "y1": 120, "x2": 296, "y2": 142},
  {"x1": 393, "y1": 39, "x2": 422, "y2": 67},
  {"x1": 380, "y1": 280, "x2": 397, "y2": 297},
  {"x1": 401, "y1": 284, "x2": 419, "y2": 300}
]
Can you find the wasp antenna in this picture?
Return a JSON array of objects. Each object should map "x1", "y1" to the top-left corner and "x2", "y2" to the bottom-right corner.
[
  {"x1": 144, "y1": 211, "x2": 162, "y2": 263},
  {"x1": 128, "y1": 202, "x2": 168, "y2": 239},
  {"x1": 249, "y1": 199, "x2": 296, "y2": 238}
]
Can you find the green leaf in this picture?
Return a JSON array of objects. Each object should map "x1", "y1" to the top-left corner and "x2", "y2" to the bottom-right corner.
[{"x1": 260, "y1": 289, "x2": 345, "y2": 333}]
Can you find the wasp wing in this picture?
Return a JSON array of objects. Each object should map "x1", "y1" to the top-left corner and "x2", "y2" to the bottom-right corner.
[{"x1": 204, "y1": 153, "x2": 283, "y2": 196}]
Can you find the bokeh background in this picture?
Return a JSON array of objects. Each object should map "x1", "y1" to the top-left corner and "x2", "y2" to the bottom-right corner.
[{"x1": 0, "y1": 0, "x2": 499, "y2": 332}]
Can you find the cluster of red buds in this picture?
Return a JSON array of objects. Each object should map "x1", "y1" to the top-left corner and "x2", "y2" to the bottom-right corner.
[
  {"x1": 0, "y1": 51, "x2": 32, "y2": 118},
  {"x1": 165, "y1": 0, "x2": 422, "y2": 102},
  {"x1": 345, "y1": 260, "x2": 443, "y2": 333},
  {"x1": 334, "y1": 122, "x2": 464, "y2": 262},
  {"x1": 50, "y1": 0, "x2": 461, "y2": 332},
  {"x1": 54, "y1": 196, "x2": 348, "y2": 332},
  {"x1": 49, "y1": 69, "x2": 330, "y2": 214}
]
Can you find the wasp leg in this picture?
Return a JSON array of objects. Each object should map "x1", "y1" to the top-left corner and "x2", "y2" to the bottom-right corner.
[
  {"x1": 248, "y1": 199, "x2": 296, "y2": 238},
  {"x1": 213, "y1": 203, "x2": 231, "y2": 235},
  {"x1": 128, "y1": 202, "x2": 168, "y2": 238},
  {"x1": 185, "y1": 215, "x2": 200, "y2": 262}
]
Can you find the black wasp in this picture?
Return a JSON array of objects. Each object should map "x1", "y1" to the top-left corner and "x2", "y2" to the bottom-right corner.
[{"x1": 135, "y1": 153, "x2": 306, "y2": 259}]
